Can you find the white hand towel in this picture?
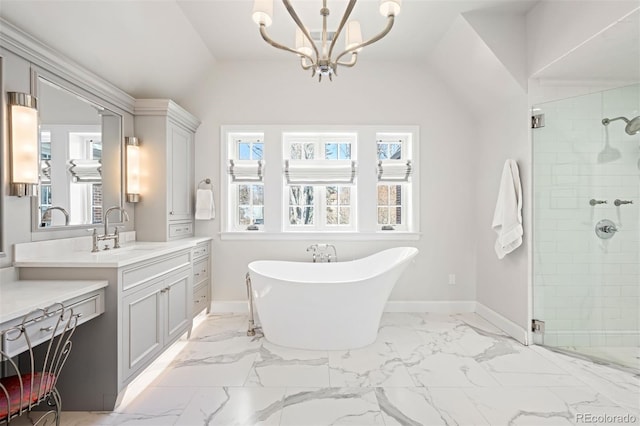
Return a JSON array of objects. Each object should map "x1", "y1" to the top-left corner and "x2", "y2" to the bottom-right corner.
[
  {"x1": 195, "y1": 188, "x2": 215, "y2": 220},
  {"x1": 492, "y1": 159, "x2": 523, "y2": 259}
]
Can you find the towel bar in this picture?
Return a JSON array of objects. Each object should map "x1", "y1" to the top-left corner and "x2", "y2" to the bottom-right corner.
[{"x1": 198, "y1": 178, "x2": 212, "y2": 189}]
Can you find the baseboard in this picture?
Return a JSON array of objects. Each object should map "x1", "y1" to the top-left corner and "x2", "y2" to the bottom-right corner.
[
  {"x1": 211, "y1": 300, "x2": 476, "y2": 314},
  {"x1": 475, "y1": 302, "x2": 529, "y2": 345},
  {"x1": 384, "y1": 301, "x2": 476, "y2": 313},
  {"x1": 210, "y1": 301, "x2": 248, "y2": 313}
]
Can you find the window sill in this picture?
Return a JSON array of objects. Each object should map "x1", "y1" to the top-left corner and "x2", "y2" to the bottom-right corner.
[{"x1": 220, "y1": 231, "x2": 421, "y2": 241}]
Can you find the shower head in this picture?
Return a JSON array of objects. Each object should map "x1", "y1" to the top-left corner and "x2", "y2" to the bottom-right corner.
[{"x1": 601, "y1": 116, "x2": 640, "y2": 135}]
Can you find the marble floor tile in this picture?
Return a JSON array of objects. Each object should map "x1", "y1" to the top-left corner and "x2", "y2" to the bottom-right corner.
[
  {"x1": 329, "y1": 341, "x2": 414, "y2": 387},
  {"x1": 279, "y1": 388, "x2": 385, "y2": 426},
  {"x1": 463, "y1": 387, "x2": 575, "y2": 425},
  {"x1": 175, "y1": 387, "x2": 286, "y2": 426},
  {"x1": 245, "y1": 342, "x2": 330, "y2": 387},
  {"x1": 151, "y1": 341, "x2": 260, "y2": 387},
  {"x1": 48, "y1": 313, "x2": 639, "y2": 425},
  {"x1": 405, "y1": 350, "x2": 501, "y2": 387},
  {"x1": 375, "y1": 387, "x2": 490, "y2": 426},
  {"x1": 549, "y1": 387, "x2": 640, "y2": 421},
  {"x1": 110, "y1": 386, "x2": 197, "y2": 425},
  {"x1": 474, "y1": 338, "x2": 588, "y2": 387}
]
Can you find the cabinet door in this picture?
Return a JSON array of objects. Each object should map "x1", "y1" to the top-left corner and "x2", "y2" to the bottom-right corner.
[
  {"x1": 122, "y1": 281, "x2": 163, "y2": 380},
  {"x1": 168, "y1": 124, "x2": 193, "y2": 221},
  {"x1": 165, "y1": 268, "x2": 192, "y2": 343}
]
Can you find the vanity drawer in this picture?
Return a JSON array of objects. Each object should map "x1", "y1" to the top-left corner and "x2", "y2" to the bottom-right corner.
[
  {"x1": 68, "y1": 291, "x2": 105, "y2": 327},
  {"x1": 192, "y1": 243, "x2": 209, "y2": 260},
  {"x1": 1, "y1": 291, "x2": 106, "y2": 358},
  {"x1": 169, "y1": 222, "x2": 193, "y2": 239},
  {"x1": 122, "y1": 250, "x2": 191, "y2": 291},
  {"x1": 193, "y1": 283, "x2": 208, "y2": 314},
  {"x1": 193, "y1": 258, "x2": 209, "y2": 284}
]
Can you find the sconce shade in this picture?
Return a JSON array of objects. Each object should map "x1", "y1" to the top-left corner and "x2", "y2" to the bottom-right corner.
[
  {"x1": 125, "y1": 136, "x2": 141, "y2": 203},
  {"x1": 8, "y1": 92, "x2": 39, "y2": 197}
]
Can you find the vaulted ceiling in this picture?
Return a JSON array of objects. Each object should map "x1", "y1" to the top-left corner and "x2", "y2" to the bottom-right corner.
[{"x1": 0, "y1": 0, "x2": 538, "y2": 101}]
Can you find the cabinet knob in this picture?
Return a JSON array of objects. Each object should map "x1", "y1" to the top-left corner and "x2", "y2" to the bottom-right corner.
[{"x1": 169, "y1": 211, "x2": 174, "y2": 215}]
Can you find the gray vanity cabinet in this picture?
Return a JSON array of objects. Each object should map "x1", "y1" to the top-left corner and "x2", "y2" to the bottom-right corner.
[
  {"x1": 133, "y1": 99, "x2": 201, "y2": 241},
  {"x1": 120, "y1": 251, "x2": 193, "y2": 383},
  {"x1": 192, "y1": 241, "x2": 211, "y2": 316}
]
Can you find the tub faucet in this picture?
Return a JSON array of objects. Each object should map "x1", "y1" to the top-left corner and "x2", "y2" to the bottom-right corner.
[
  {"x1": 306, "y1": 244, "x2": 318, "y2": 262},
  {"x1": 326, "y1": 244, "x2": 338, "y2": 263},
  {"x1": 306, "y1": 244, "x2": 338, "y2": 263}
]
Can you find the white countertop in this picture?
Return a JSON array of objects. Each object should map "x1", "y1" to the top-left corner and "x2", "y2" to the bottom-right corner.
[
  {"x1": 0, "y1": 279, "x2": 108, "y2": 323},
  {"x1": 14, "y1": 237, "x2": 212, "y2": 268}
]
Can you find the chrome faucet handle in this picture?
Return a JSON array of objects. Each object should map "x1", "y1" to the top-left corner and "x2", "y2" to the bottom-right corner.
[
  {"x1": 90, "y1": 228, "x2": 100, "y2": 253},
  {"x1": 589, "y1": 199, "x2": 607, "y2": 206},
  {"x1": 113, "y1": 226, "x2": 124, "y2": 248},
  {"x1": 614, "y1": 199, "x2": 633, "y2": 206}
]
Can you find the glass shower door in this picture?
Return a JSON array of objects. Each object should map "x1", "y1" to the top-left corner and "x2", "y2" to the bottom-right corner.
[{"x1": 532, "y1": 83, "x2": 640, "y2": 370}]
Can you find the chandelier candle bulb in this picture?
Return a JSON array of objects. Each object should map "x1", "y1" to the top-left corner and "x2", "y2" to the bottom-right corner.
[
  {"x1": 252, "y1": 0, "x2": 273, "y2": 27},
  {"x1": 346, "y1": 21, "x2": 363, "y2": 52},
  {"x1": 380, "y1": 0, "x2": 402, "y2": 17},
  {"x1": 295, "y1": 27, "x2": 313, "y2": 57}
]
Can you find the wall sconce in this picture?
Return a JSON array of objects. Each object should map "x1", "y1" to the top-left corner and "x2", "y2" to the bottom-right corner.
[
  {"x1": 125, "y1": 136, "x2": 141, "y2": 203},
  {"x1": 8, "y1": 92, "x2": 39, "y2": 197}
]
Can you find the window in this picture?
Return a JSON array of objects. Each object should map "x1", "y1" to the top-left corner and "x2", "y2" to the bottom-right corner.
[
  {"x1": 221, "y1": 125, "x2": 419, "y2": 239},
  {"x1": 227, "y1": 133, "x2": 265, "y2": 231},
  {"x1": 376, "y1": 133, "x2": 412, "y2": 231},
  {"x1": 283, "y1": 133, "x2": 356, "y2": 231}
]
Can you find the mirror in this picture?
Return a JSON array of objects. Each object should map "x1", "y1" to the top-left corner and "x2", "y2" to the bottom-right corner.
[{"x1": 34, "y1": 75, "x2": 123, "y2": 229}]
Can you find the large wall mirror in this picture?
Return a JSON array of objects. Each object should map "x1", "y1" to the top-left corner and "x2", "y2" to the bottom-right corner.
[{"x1": 32, "y1": 72, "x2": 123, "y2": 230}]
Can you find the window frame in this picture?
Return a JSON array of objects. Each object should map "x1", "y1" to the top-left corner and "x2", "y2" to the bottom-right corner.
[
  {"x1": 282, "y1": 132, "x2": 358, "y2": 232},
  {"x1": 220, "y1": 125, "x2": 420, "y2": 240}
]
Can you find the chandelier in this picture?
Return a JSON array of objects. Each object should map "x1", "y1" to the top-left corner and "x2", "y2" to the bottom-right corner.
[{"x1": 251, "y1": 0, "x2": 401, "y2": 82}]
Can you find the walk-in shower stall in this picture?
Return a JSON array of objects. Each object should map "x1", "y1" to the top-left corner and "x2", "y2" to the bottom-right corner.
[{"x1": 533, "y1": 83, "x2": 640, "y2": 369}]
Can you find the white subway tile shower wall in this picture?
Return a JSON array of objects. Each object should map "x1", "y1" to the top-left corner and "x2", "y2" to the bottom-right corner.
[{"x1": 533, "y1": 83, "x2": 640, "y2": 348}]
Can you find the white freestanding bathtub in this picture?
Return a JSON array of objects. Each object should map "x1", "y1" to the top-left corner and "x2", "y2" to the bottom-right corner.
[{"x1": 248, "y1": 247, "x2": 418, "y2": 350}]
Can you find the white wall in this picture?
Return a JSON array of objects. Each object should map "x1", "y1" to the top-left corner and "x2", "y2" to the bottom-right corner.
[
  {"x1": 526, "y1": 0, "x2": 640, "y2": 77},
  {"x1": 428, "y1": 13, "x2": 531, "y2": 337},
  {"x1": 185, "y1": 59, "x2": 479, "y2": 302}
]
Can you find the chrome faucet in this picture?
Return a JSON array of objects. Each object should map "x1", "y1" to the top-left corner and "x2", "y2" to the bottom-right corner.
[
  {"x1": 92, "y1": 206, "x2": 129, "y2": 251},
  {"x1": 41, "y1": 206, "x2": 70, "y2": 226},
  {"x1": 306, "y1": 244, "x2": 338, "y2": 263}
]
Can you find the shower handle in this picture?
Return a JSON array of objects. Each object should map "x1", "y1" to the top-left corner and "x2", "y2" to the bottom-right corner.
[{"x1": 595, "y1": 219, "x2": 618, "y2": 239}]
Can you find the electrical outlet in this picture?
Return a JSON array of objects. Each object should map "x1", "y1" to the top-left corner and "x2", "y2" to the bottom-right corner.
[{"x1": 448, "y1": 274, "x2": 456, "y2": 285}]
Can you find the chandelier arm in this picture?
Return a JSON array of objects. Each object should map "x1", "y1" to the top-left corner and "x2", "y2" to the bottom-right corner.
[
  {"x1": 327, "y1": 0, "x2": 358, "y2": 61},
  {"x1": 282, "y1": 0, "x2": 320, "y2": 60},
  {"x1": 334, "y1": 15, "x2": 395, "y2": 64},
  {"x1": 259, "y1": 24, "x2": 316, "y2": 65},
  {"x1": 337, "y1": 53, "x2": 358, "y2": 67},
  {"x1": 300, "y1": 57, "x2": 314, "y2": 70}
]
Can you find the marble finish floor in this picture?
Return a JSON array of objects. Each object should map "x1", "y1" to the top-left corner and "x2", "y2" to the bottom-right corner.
[{"x1": 20, "y1": 313, "x2": 640, "y2": 425}]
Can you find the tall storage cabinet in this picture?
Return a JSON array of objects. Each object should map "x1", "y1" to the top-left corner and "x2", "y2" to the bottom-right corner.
[{"x1": 134, "y1": 100, "x2": 201, "y2": 241}]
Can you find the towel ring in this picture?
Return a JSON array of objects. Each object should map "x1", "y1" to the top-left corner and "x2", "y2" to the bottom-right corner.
[{"x1": 198, "y1": 178, "x2": 212, "y2": 189}]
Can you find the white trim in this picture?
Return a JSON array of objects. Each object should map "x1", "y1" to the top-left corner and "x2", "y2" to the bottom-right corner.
[
  {"x1": 219, "y1": 231, "x2": 421, "y2": 241},
  {"x1": 0, "y1": 18, "x2": 135, "y2": 113},
  {"x1": 134, "y1": 99, "x2": 201, "y2": 132},
  {"x1": 210, "y1": 300, "x2": 475, "y2": 314},
  {"x1": 211, "y1": 301, "x2": 248, "y2": 313},
  {"x1": 475, "y1": 302, "x2": 529, "y2": 345},
  {"x1": 384, "y1": 301, "x2": 476, "y2": 313}
]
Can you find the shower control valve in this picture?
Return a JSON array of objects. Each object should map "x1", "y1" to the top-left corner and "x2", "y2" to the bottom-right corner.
[{"x1": 595, "y1": 219, "x2": 618, "y2": 239}]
